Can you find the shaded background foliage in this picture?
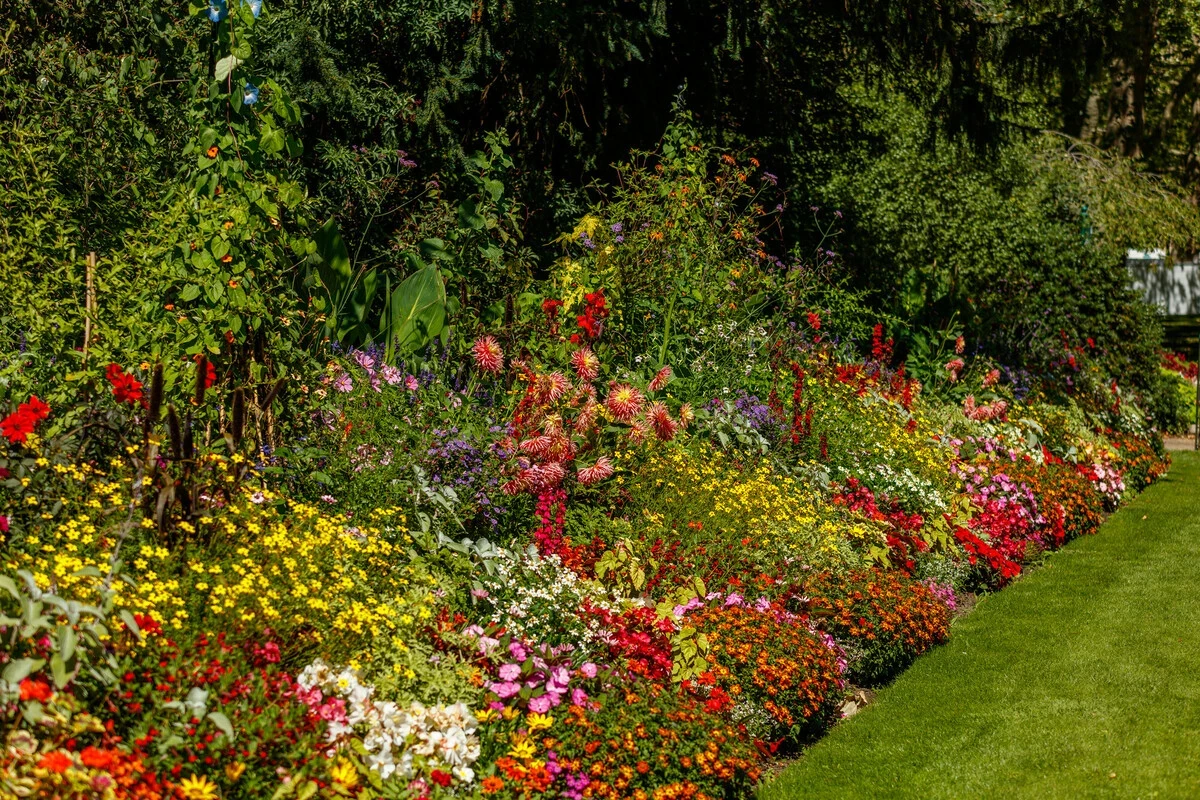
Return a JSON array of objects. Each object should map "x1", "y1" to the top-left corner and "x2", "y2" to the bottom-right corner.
[{"x1": 3, "y1": 0, "x2": 1200, "y2": 427}]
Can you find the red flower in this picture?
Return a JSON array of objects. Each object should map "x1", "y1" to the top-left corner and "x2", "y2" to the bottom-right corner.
[
  {"x1": 80, "y1": 746, "x2": 115, "y2": 770},
  {"x1": 570, "y1": 347, "x2": 601, "y2": 382},
  {"x1": 577, "y1": 456, "x2": 614, "y2": 486},
  {"x1": 19, "y1": 677, "x2": 53, "y2": 702},
  {"x1": 605, "y1": 384, "x2": 644, "y2": 423},
  {"x1": 647, "y1": 366, "x2": 673, "y2": 393},
  {"x1": 38, "y1": 751, "x2": 73, "y2": 773},
  {"x1": 194, "y1": 355, "x2": 217, "y2": 390},
  {"x1": 430, "y1": 770, "x2": 452, "y2": 787},
  {"x1": 1, "y1": 395, "x2": 50, "y2": 445},
  {"x1": 106, "y1": 364, "x2": 146, "y2": 407},
  {"x1": 806, "y1": 311, "x2": 821, "y2": 330}
]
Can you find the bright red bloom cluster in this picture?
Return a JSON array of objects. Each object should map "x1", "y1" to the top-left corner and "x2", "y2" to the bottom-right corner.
[
  {"x1": 582, "y1": 604, "x2": 675, "y2": 680},
  {"x1": 1, "y1": 395, "x2": 50, "y2": 444},
  {"x1": 570, "y1": 288, "x2": 609, "y2": 344},
  {"x1": 954, "y1": 527, "x2": 1021, "y2": 584},
  {"x1": 106, "y1": 364, "x2": 146, "y2": 407}
]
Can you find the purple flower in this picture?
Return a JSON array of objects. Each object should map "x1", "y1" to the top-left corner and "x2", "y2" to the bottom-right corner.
[{"x1": 333, "y1": 372, "x2": 353, "y2": 393}]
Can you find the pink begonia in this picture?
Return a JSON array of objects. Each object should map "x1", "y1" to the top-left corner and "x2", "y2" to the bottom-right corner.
[{"x1": 571, "y1": 688, "x2": 589, "y2": 706}]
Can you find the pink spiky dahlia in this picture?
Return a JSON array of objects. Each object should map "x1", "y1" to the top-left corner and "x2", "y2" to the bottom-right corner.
[
  {"x1": 605, "y1": 383, "x2": 644, "y2": 423},
  {"x1": 647, "y1": 365, "x2": 673, "y2": 393},
  {"x1": 471, "y1": 335, "x2": 505, "y2": 373},
  {"x1": 576, "y1": 456, "x2": 615, "y2": 486},
  {"x1": 570, "y1": 347, "x2": 601, "y2": 382}
]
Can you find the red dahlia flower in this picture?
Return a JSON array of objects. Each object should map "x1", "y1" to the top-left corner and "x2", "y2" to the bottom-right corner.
[
  {"x1": 647, "y1": 365, "x2": 673, "y2": 393},
  {"x1": 577, "y1": 456, "x2": 615, "y2": 486},
  {"x1": 106, "y1": 364, "x2": 146, "y2": 407}
]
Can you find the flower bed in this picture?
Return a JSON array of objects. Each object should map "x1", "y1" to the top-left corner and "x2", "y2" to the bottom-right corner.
[{"x1": 0, "y1": 321, "x2": 1168, "y2": 800}]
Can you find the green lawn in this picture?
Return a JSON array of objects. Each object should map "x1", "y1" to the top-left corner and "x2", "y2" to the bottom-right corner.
[{"x1": 762, "y1": 451, "x2": 1200, "y2": 800}]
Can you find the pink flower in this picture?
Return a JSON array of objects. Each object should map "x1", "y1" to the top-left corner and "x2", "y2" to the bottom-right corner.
[
  {"x1": 605, "y1": 384, "x2": 644, "y2": 423},
  {"x1": 954, "y1": 336, "x2": 966, "y2": 354},
  {"x1": 646, "y1": 402, "x2": 677, "y2": 441},
  {"x1": 490, "y1": 681, "x2": 521, "y2": 699},
  {"x1": 528, "y1": 694, "x2": 553, "y2": 714},
  {"x1": 647, "y1": 365, "x2": 673, "y2": 393},
  {"x1": 498, "y1": 663, "x2": 522, "y2": 681},
  {"x1": 576, "y1": 456, "x2": 614, "y2": 486},
  {"x1": 579, "y1": 662, "x2": 598, "y2": 679},
  {"x1": 354, "y1": 351, "x2": 376, "y2": 371},
  {"x1": 571, "y1": 688, "x2": 589, "y2": 706},
  {"x1": 381, "y1": 365, "x2": 403, "y2": 385},
  {"x1": 333, "y1": 372, "x2": 353, "y2": 393},
  {"x1": 472, "y1": 335, "x2": 505, "y2": 373},
  {"x1": 570, "y1": 347, "x2": 601, "y2": 382},
  {"x1": 405, "y1": 374, "x2": 420, "y2": 391}
]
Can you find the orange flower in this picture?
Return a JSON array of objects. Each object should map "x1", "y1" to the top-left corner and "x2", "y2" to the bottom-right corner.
[
  {"x1": 19, "y1": 678, "x2": 52, "y2": 702},
  {"x1": 481, "y1": 776, "x2": 504, "y2": 794},
  {"x1": 80, "y1": 746, "x2": 115, "y2": 770},
  {"x1": 38, "y1": 751, "x2": 73, "y2": 773},
  {"x1": 220, "y1": 254, "x2": 233, "y2": 264},
  {"x1": 206, "y1": 146, "x2": 219, "y2": 158}
]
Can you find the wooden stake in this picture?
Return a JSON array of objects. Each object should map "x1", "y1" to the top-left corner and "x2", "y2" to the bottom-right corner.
[{"x1": 83, "y1": 252, "x2": 97, "y2": 365}]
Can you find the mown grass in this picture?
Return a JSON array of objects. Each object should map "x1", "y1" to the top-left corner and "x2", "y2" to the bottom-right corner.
[{"x1": 762, "y1": 451, "x2": 1200, "y2": 800}]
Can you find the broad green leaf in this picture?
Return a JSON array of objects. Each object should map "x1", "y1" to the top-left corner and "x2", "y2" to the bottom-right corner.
[
  {"x1": 214, "y1": 54, "x2": 243, "y2": 82},
  {"x1": 387, "y1": 265, "x2": 446, "y2": 355},
  {"x1": 312, "y1": 218, "x2": 352, "y2": 299},
  {"x1": 3, "y1": 658, "x2": 42, "y2": 684}
]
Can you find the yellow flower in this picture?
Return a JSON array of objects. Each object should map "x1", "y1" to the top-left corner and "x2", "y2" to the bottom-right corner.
[
  {"x1": 475, "y1": 707, "x2": 499, "y2": 724},
  {"x1": 178, "y1": 775, "x2": 220, "y2": 800},
  {"x1": 225, "y1": 762, "x2": 246, "y2": 782},
  {"x1": 526, "y1": 712, "x2": 554, "y2": 732},
  {"x1": 508, "y1": 735, "x2": 537, "y2": 760},
  {"x1": 330, "y1": 759, "x2": 358, "y2": 786}
]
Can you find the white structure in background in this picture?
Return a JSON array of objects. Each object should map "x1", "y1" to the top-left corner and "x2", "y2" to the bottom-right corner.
[{"x1": 1126, "y1": 249, "x2": 1200, "y2": 315}]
